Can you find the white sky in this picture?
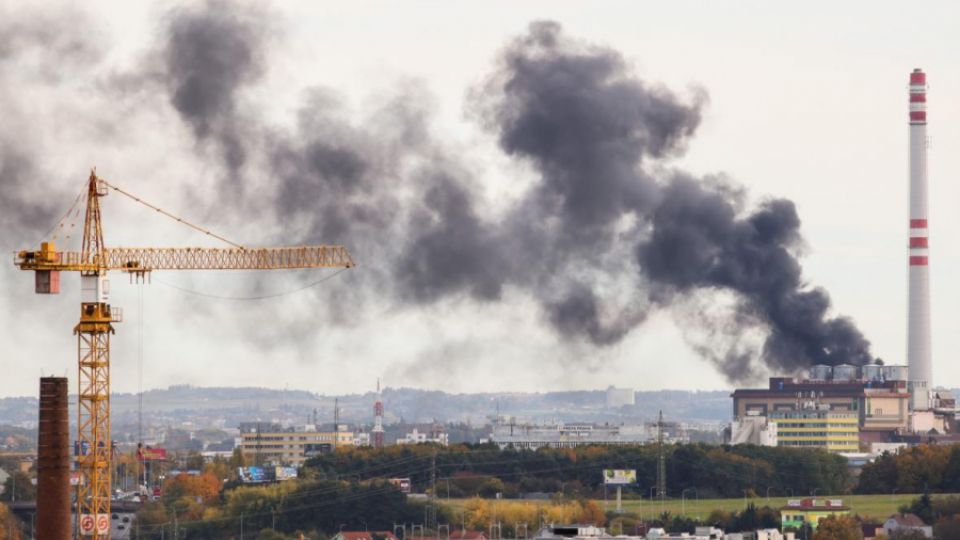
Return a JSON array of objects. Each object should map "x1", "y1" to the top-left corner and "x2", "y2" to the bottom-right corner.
[{"x1": 3, "y1": 0, "x2": 960, "y2": 397}]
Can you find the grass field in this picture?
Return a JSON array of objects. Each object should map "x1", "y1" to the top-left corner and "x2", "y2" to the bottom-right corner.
[{"x1": 440, "y1": 493, "x2": 957, "y2": 520}]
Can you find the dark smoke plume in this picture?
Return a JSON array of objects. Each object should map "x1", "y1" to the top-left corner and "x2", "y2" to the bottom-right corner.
[
  {"x1": 156, "y1": 10, "x2": 873, "y2": 380},
  {"x1": 162, "y1": 2, "x2": 267, "y2": 182},
  {"x1": 638, "y1": 176, "x2": 872, "y2": 377}
]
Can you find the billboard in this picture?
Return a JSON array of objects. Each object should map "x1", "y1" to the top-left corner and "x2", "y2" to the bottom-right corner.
[
  {"x1": 603, "y1": 469, "x2": 637, "y2": 485},
  {"x1": 238, "y1": 466, "x2": 298, "y2": 483},
  {"x1": 238, "y1": 467, "x2": 268, "y2": 483},
  {"x1": 389, "y1": 477, "x2": 412, "y2": 493},
  {"x1": 70, "y1": 471, "x2": 84, "y2": 486},
  {"x1": 137, "y1": 447, "x2": 168, "y2": 462},
  {"x1": 275, "y1": 467, "x2": 298, "y2": 481}
]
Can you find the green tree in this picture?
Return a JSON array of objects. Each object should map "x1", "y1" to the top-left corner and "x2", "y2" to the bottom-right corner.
[
  {"x1": 905, "y1": 492, "x2": 935, "y2": 524},
  {"x1": 229, "y1": 447, "x2": 246, "y2": 470},
  {"x1": 185, "y1": 452, "x2": 205, "y2": 471},
  {"x1": 0, "y1": 471, "x2": 35, "y2": 502},
  {"x1": 940, "y1": 446, "x2": 960, "y2": 491},
  {"x1": 134, "y1": 501, "x2": 170, "y2": 540}
]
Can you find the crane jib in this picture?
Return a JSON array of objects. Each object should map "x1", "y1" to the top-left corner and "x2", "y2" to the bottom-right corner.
[{"x1": 16, "y1": 244, "x2": 355, "y2": 274}]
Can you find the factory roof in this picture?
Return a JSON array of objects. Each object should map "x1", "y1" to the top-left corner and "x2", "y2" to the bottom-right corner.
[{"x1": 731, "y1": 377, "x2": 909, "y2": 398}]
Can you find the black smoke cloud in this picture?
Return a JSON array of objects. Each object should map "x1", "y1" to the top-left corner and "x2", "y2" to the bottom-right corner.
[
  {"x1": 638, "y1": 176, "x2": 873, "y2": 378},
  {"x1": 156, "y1": 7, "x2": 873, "y2": 380},
  {"x1": 162, "y1": 2, "x2": 266, "y2": 183}
]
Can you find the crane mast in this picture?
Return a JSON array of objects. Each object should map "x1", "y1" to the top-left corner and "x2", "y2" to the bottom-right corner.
[
  {"x1": 75, "y1": 172, "x2": 115, "y2": 538},
  {"x1": 16, "y1": 170, "x2": 354, "y2": 539}
]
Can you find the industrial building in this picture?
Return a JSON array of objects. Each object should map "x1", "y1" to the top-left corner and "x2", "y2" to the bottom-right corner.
[
  {"x1": 731, "y1": 363, "x2": 957, "y2": 449},
  {"x1": 239, "y1": 423, "x2": 356, "y2": 466},
  {"x1": 729, "y1": 70, "x2": 960, "y2": 452},
  {"x1": 489, "y1": 420, "x2": 680, "y2": 450},
  {"x1": 769, "y1": 408, "x2": 859, "y2": 452},
  {"x1": 732, "y1": 365, "x2": 911, "y2": 446}
]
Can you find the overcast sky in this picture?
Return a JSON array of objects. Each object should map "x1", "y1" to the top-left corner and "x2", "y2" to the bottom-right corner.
[{"x1": 2, "y1": 1, "x2": 960, "y2": 398}]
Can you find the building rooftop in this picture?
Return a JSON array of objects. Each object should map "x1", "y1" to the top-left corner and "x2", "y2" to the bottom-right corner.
[
  {"x1": 886, "y1": 513, "x2": 926, "y2": 527},
  {"x1": 780, "y1": 498, "x2": 849, "y2": 512}
]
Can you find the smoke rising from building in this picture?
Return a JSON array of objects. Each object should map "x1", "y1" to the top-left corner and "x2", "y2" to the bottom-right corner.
[
  {"x1": 157, "y1": 9, "x2": 876, "y2": 378},
  {"x1": 0, "y1": 5, "x2": 876, "y2": 384}
]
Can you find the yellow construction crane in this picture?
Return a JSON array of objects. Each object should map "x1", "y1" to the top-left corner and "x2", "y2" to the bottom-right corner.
[{"x1": 15, "y1": 170, "x2": 354, "y2": 539}]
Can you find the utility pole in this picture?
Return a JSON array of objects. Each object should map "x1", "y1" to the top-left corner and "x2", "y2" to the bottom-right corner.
[
  {"x1": 334, "y1": 398, "x2": 341, "y2": 451},
  {"x1": 426, "y1": 450, "x2": 438, "y2": 532},
  {"x1": 656, "y1": 410, "x2": 666, "y2": 515}
]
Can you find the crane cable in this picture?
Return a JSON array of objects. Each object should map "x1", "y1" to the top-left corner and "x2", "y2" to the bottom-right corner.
[
  {"x1": 41, "y1": 182, "x2": 87, "y2": 244},
  {"x1": 152, "y1": 267, "x2": 350, "y2": 300},
  {"x1": 99, "y1": 179, "x2": 246, "y2": 249}
]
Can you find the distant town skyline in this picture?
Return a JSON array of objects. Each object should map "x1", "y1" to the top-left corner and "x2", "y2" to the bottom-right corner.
[{"x1": 3, "y1": 1, "x2": 960, "y2": 397}]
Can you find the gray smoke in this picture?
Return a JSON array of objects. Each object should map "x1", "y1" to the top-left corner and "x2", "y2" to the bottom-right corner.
[
  {"x1": 0, "y1": 9, "x2": 103, "y2": 246},
  {"x1": 156, "y1": 10, "x2": 873, "y2": 380}
]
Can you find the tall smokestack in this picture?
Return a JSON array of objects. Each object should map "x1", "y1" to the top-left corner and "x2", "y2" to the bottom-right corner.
[
  {"x1": 37, "y1": 377, "x2": 70, "y2": 540},
  {"x1": 908, "y1": 68, "x2": 932, "y2": 411}
]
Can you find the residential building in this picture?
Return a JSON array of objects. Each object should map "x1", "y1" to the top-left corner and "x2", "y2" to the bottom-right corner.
[
  {"x1": 239, "y1": 423, "x2": 355, "y2": 466},
  {"x1": 882, "y1": 514, "x2": 932, "y2": 538},
  {"x1": 779, "y1": 498, "x2": 850, "y2": 531}
]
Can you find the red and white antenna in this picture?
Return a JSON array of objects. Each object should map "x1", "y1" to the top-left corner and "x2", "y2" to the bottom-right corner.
[
  {"x1": 373, "y1": 377, "x2": 385, "y2": 448},
  {"x1": 907, "y1": 68, "x2": 932, "y2": 411}
]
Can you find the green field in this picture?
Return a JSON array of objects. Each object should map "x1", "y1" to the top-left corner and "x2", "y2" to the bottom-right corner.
[{"x1": 440, "y1": 493, "x2": 955, "y2": 520}]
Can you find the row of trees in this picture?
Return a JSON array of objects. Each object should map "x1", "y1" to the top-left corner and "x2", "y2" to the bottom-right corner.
[
  {"x1": 304, "y1": 442, "x2": 851, "y2": 498},
  {"x1": 856, "y1": 445, "x2": 960, "y2": 493},
  {"x1": 135, "y1": 462, "x2": 430, "y2": 540},
  {"x1": 458, "y1": 498, "x2": 606, "y2": 536}
]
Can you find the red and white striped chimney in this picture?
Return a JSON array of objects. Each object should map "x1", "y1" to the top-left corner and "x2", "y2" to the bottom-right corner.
[{"x1": 908, "y1": 68, "x2": 932, "y2": 410}]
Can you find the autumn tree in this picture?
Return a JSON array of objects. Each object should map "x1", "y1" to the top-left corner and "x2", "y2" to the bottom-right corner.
[
  {"x1": 811, "y1": 515, "x2": 861, "y2": 540},
  {"x1": 0, "y1": 503, "x2": 23, "y2": 540},
  {"x1": 162, "y1": 471, "x2": 222, "y2": 505}
]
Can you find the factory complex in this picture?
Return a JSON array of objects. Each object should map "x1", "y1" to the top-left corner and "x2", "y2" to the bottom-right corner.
[
  {"x1": 729, "y1": 69, "x2": 960, "y2": 456},
  {"x1": 731, "y1": 364, "x2": 957, "y2": 452}
]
